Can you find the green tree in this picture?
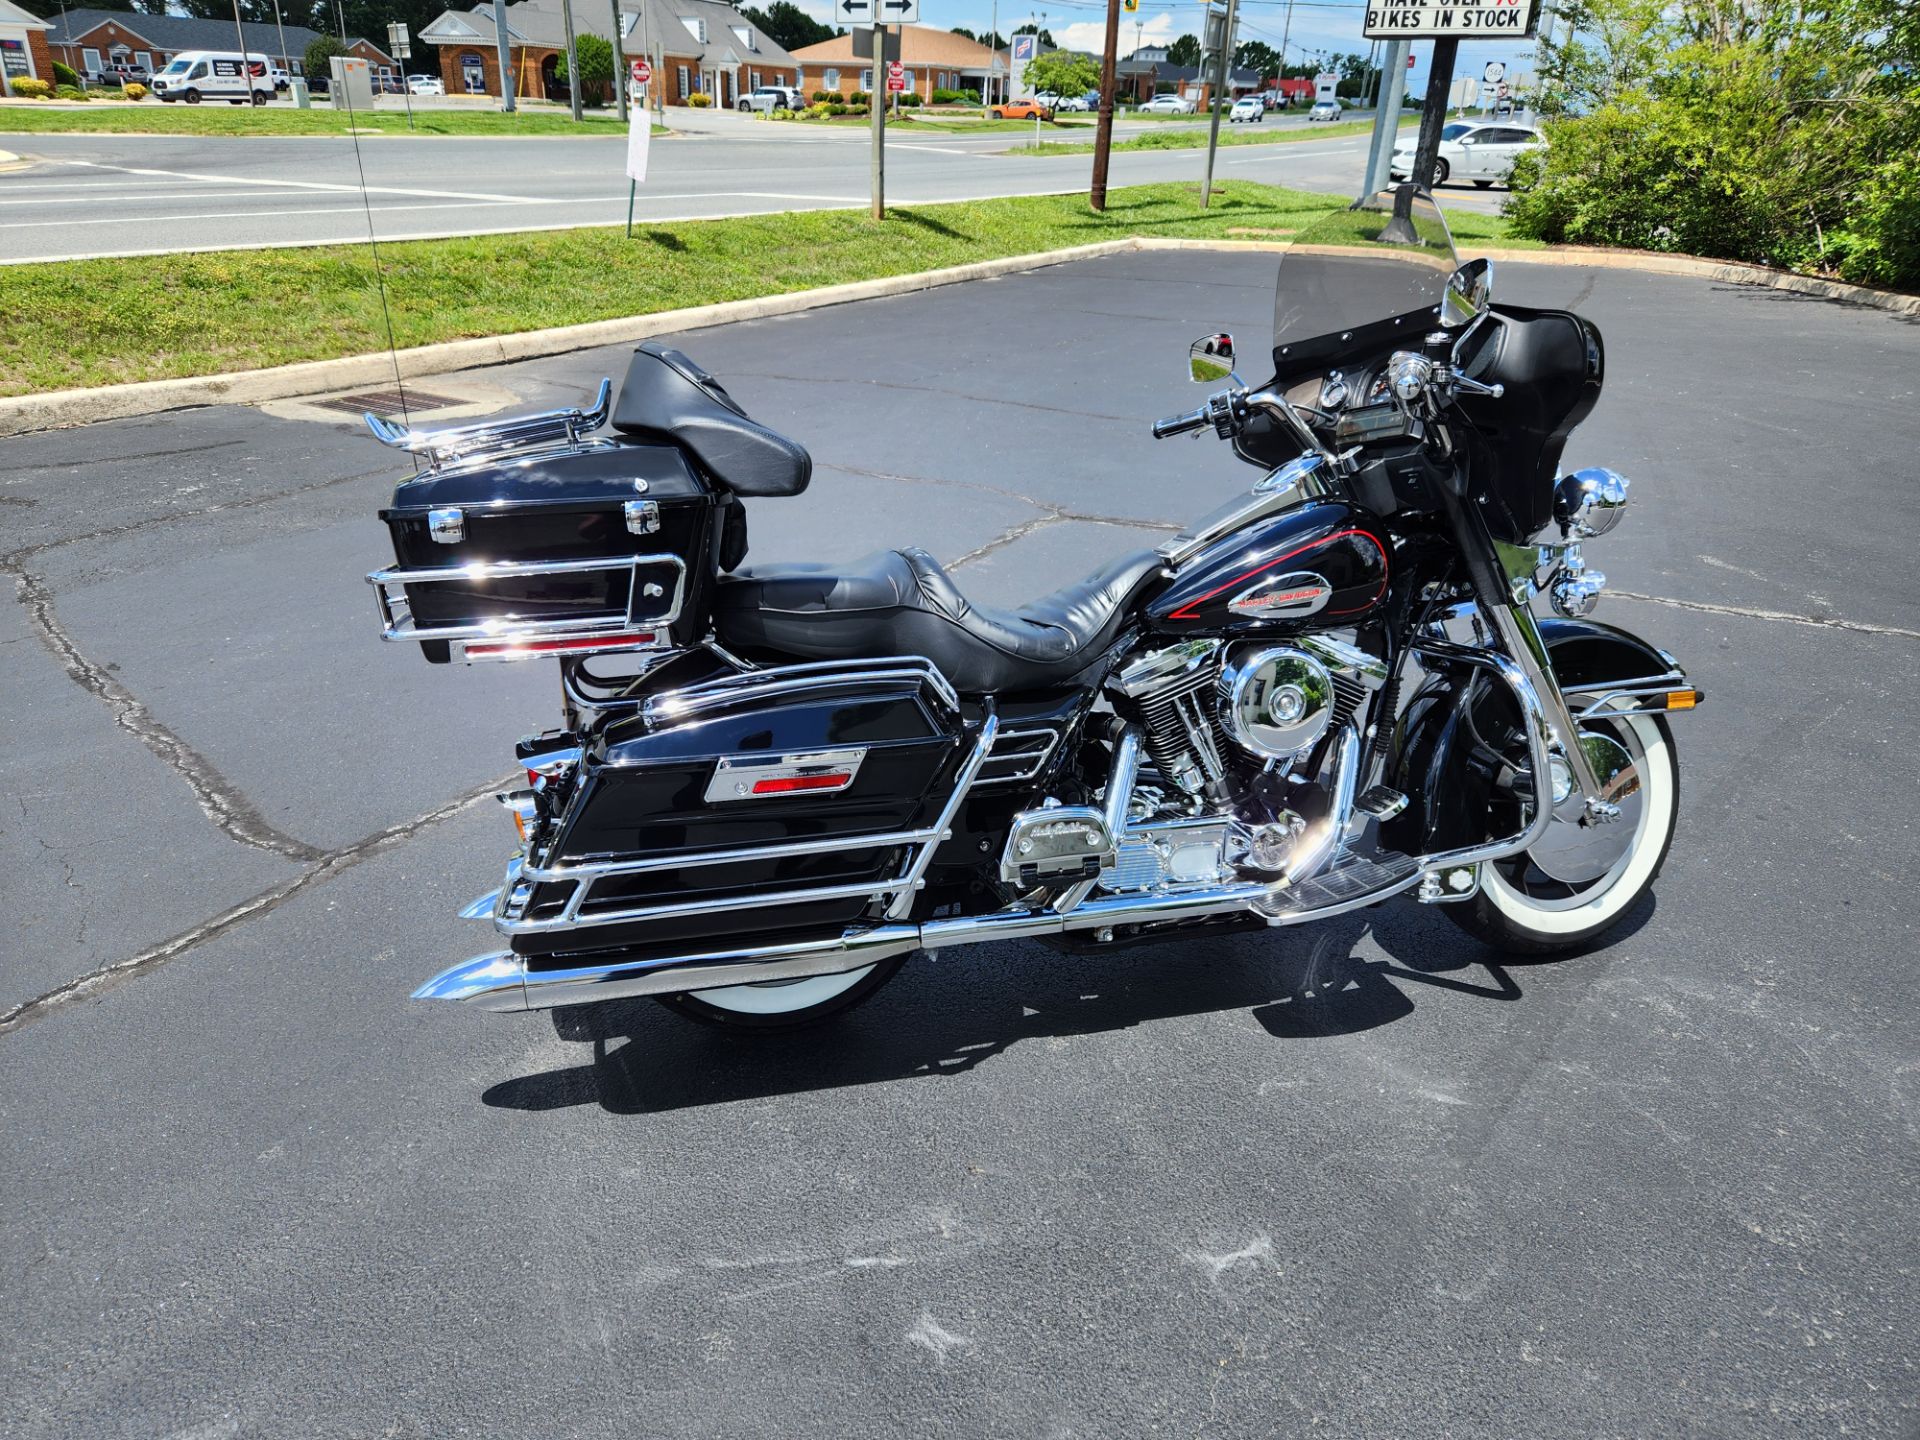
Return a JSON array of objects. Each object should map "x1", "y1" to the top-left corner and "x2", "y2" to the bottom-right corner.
[
  {"x1": 303, "y1": 33, "x2": 346, "y2": 81},
  {"x1": 1233, "y1": 40, "x2": 1280, "y2": 78},
  {"x1": 1011, "y1": 23, "x2": 1055, "y2": 46},
  {"x1": 1023, "y1": 48, "x2": 1099, "y2": 99},
  {"x1": 1166, "y1": 33, "x2": 1201, "y2": 67},
  {"x1": 740, "y1": 1, "x2": 835, "y2": 52},
  {"x1": 556, "y1": 32, "x2": 613, "y2": 104}
]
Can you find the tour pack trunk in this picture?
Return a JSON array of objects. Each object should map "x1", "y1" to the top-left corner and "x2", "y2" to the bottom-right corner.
[
  {"x1": 370, "y1": 441, "x2": 726, "y2": 663},
  {"x1": 499, "y1": 659, "x2": 979, "y2": 963}
]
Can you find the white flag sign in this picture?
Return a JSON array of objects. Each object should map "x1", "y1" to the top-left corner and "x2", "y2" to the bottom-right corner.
[{"x1": 626, "y1": 105, "x2": 651, "y2": 183}]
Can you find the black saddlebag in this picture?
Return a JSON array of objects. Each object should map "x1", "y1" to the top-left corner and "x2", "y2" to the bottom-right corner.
[
  {"x1": 505, "y1": 659, "x2": 973, "y2": 961},
  {"x1": 370, "y1": 441, "x2": 725, "y2": 663}
]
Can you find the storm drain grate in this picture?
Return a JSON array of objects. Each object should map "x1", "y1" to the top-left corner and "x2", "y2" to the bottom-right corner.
[{"x1": 310, "y1": 388, "x2": 470, "y2": 419}]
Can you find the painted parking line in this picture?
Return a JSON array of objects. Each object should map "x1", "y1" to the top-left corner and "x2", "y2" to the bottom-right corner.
[{"x1": 60, "y1": 158, "x2": 544, "y2": 204}]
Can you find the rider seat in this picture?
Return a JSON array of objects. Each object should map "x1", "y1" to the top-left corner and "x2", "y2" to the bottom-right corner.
[{"x1": 714, "y1": 546, "x2": 1167, "y2": 695}]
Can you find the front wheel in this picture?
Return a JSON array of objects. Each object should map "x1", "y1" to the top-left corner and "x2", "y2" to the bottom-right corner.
[
  {"x1": 184, "y1": 89, "x2": 201, "y2": 103},
  {"x1": 656, "y1": 953, "x2": 909, "y2": 1032},
  {"x1": 1447, "y1": 714, "x2": 1679, "y2": 954},
  {"x1": 1431, "y1": 157, "x2": 1450, "y2": 185}
]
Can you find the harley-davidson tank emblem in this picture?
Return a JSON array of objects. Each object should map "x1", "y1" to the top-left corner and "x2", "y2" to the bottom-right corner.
[{"x1": 1228, "y1": 571, "x2": 1332, "y2": 618}]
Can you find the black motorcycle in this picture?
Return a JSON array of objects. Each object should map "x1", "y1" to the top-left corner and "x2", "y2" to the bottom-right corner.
[{"x1": 372, "y1": 190, "x2": 1699, "y2": 1030}]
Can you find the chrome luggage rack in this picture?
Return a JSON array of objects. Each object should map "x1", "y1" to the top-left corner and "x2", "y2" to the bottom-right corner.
[
  {"x1": 366, "y1": 553, "x2": 688, "y2": 661},
  {"x1": 365, "y1": 378, "x2": 614, "y2": 471}
]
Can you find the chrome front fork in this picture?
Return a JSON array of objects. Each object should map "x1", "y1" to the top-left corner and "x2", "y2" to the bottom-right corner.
[{"x1": 1482, "y1": 596, "x2": 1616, "y2": 821}]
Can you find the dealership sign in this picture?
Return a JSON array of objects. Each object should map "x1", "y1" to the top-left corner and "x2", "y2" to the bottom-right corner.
[{"x1": 1362, "y1": 0, "x2": 1540, "y2": 39}]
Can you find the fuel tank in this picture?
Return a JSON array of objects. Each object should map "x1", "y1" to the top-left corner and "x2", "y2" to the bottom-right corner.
[{"x1": 1147, "y1": 499, "x2": 1390, "y2": 636}]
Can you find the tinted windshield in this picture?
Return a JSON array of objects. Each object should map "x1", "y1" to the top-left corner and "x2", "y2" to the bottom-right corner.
[
  {"x1": 1441, "y1": 122, "x2": 1474, "y2": 140},
  {"x1": 1273, "y1": 189, "x2": 1458, "y2": 356},
  {"x1": 159, "y1": 58, "x2": 190, "y2": 74}
]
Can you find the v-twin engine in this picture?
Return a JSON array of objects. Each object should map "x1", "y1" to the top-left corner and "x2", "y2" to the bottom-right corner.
[{"x1": 1101, "y1": 634, "x2": 1389, "y2": 892}]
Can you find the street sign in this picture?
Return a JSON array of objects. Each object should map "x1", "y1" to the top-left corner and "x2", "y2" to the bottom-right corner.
[
  {"x1": 386, "y1": 22, "x2": 412, "y2": 60},
  {"x1": 1203, "y1": 6, "x2": 1227, "y2": 56},
  {"x1": 838, "y1": 0, "x2": 919, "y2": 23},
  {"x1": 1482, "y1": 59, "x2": 1505, "y2": 82},
  {"x1": 886, "y1": 59, "x2": 906, "y2": 92},
  {"x1": 1362, "y1": 0, "x2": 1540, "y2": 40},
  {"x1": 855, "y1": 26, "x2": 902, "y2": 62},
  {"x1": 630, "y1": 57, "x2": 652, "y2": 85}
]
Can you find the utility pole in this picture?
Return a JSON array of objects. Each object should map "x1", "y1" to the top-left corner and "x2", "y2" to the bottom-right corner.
[
  {"x1": 270, "y1": 0, "x2": 291, "y2": 88},
  {"x1": 1405, "y1": 37, "x2": 1456, "y2": 193},
  {"x1": 610, "y1": 0, "x2": 628, "y2": 121},
  {"x1": 1359, "y1": 38, "x2": 1408, "y2": 196},
  {"x1": 988, "y1": 0, "x2": 998, "y2": 104},
  {"x1": 1089, "y1": 0, "x2": 1121, "y2": 211},
  {"x1": 870, "y1": 25, "x2": 885, "y2": 218},
  {"x1": 492, "y1": 0, "x2": 515, "y2": 111},
  {"x1": 1199, "y1": 0, "x2": 1238, "y2": 208},
  {"x1": 560, "y1": 0, "x2": 583, "y2": 120}
]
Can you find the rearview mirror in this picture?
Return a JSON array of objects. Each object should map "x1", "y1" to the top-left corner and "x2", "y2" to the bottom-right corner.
[
  {"x1": 1439, "y1": 257, "x2": 1493, "y2": 329},
  {"x1": 1189, "y1": 333, "x2": 1236, "y2": 384}
]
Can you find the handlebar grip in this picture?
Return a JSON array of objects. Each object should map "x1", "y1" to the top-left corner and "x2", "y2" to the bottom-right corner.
[{"x1": 1152, "y1": 406, "x2": 1210, "y2": 439}]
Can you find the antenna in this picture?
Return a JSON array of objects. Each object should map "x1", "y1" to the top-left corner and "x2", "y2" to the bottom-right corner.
[{"x1": 337, "y1": 52, "x2": 415, "y2": 456}]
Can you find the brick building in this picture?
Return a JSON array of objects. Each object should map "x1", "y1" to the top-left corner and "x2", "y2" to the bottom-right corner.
[
  {"x1": 1113, "y1": 51, "x2": 1261, "y2": 108},
  {"x1": 791, "y1": 26, "x2": 1004, "y2": 104},
  {"x1": 45, "y1": 9, "x2": 392, "y2": 83},
  {"x1": 0, "y1": 0, "x2": 53, "y2": 93},
  {"x1": 420, "y1": 0, "x2": 795, "y2": 107}
]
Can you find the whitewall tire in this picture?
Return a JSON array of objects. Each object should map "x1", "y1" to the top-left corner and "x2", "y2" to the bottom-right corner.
[
  {"x1": 1447, "y1": 714, "x2": 1679, "y2": 954},
  {"x1": 656, "y1": 954, "x2": 909, "y2": 1031}
]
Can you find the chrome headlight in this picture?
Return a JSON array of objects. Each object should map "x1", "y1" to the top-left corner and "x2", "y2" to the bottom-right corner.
[{"x1": 1554, "y1": 467, "x2": 1630, "y2": 539}]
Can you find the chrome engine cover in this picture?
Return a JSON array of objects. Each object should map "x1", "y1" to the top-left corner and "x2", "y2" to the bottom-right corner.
[{"x1": 1217, "y1": 646, "x2": 1334, "y2": 761}]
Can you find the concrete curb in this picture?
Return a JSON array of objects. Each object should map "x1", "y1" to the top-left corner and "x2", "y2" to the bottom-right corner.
[
  {"x1": 0, "y1": 239, "x2": 1138, "y2": 438},
  {"x1": 5, "y1": 231, "x2": 1913, "y2": 437}
]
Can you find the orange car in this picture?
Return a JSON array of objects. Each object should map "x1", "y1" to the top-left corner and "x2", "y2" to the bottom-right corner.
[{"x1": 991, "y1": 99, "x2": 1053, "y2": 120}]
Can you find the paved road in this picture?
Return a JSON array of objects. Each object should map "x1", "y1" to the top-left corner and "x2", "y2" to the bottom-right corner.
[
  {"x1": 3, "y1": 252, "x2": 1914, "y2": 1437},
  {"x1": 0, "y1": 111, "x2": 1493, "y2": 263}
]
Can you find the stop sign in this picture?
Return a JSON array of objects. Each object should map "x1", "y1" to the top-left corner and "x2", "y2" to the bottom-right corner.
[
  {"x1": 886, "y1": 60, "x2": 906, "y2": 93},
  {"x1": 630, "y1": 58, "x2": 652, "y2": 85}
]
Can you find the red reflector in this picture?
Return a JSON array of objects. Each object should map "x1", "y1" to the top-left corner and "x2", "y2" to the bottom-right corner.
[
  {"x1": 750, "y1": 773, "x2": 853, "y2": 795},
  {"x1": 465, "y1": 631, "x2": 656, "y2": 658}
]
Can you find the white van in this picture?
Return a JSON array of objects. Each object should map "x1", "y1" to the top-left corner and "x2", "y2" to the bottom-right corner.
[{"x1": 150, "y1": 51, "x2": 275, "y2": 106}]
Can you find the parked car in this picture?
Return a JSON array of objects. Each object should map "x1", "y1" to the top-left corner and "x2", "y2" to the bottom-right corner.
[
  {"x1": 1391, "y1": 120, "x2": 1545, "y2": 188},
  {"x1": 738, "y1": 84, "x2": 802, "y2": 113},
  {"x1": 1053, "y1": 93, "x2": 1092, "y2": 112},
  {"x1": 408, "y1": 73, "x2": 445, "y2": 95},
  {"x1": 1227, "y1": 95, "x2": 1264, "y2": 123},
  {"x1": 990, "y1": 98, "x2": 1053, "y2": 119},
  {"x1": 149, "y1": 50, "x2": 275, "y2": 105},
  {"x1": 1139, "y1": 92, "x2": 1195, "y2": 114},
  {"x1": 377, "y1": 74, "x2": 405, "y2": 94},
  {"x1": 268, "y1": 64, "x2": 291, "y2": 90},
  {"x1": 305, "y1": 73, "x2": 330, "y2": 95},
  {"x1": 1307, "y1": 99, "x2": 1342, "y2": 121}
]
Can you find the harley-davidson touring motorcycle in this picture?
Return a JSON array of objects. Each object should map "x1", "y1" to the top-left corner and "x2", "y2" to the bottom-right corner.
[{"x1": 374, "y1": 189, "x2": 1700, "y2": 1030}]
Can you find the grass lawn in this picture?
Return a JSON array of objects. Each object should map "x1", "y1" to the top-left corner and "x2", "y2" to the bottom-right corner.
[
  {"x1": 1011, "y1": 117, "x2": 1410, "y2": 156},
  {"x1": 0, "y1": 104, "x2": 658, "y2": 138},
  {"x1": 0, "y1": 181, "x2": 1524, "y2": 396}
]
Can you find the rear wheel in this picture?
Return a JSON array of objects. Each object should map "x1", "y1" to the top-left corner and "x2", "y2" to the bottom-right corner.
[
  {"x1": 991, "y1": 107, "x2": 1005, "y2": 118},
  {"x1": 737, "y1": 98, "x2": 751, "y2": 111},
  {"x1": 251, "y1": 90, "x2": 268, "y2": 106},
  {"x1": 657, "y1": 953, "x2": 909, "y2": 1032},
  {"x1": 1447, "y1": 714, "x2": 1679, "y2": 954}
]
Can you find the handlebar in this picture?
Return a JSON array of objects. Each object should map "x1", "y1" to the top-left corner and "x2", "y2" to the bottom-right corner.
[{"x1": 1152, "y1": 406, "x2": 1211, "y2": 439}]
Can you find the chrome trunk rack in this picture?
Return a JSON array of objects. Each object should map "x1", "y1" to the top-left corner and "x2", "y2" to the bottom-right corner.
[{"x1": 365, "y1": 379, "x2": 615, "y2": 471}]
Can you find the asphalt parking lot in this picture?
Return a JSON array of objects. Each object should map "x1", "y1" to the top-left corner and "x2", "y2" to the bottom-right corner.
[{"x1": 2, "y1": 250, "x2": 1916, "y2": 1437}]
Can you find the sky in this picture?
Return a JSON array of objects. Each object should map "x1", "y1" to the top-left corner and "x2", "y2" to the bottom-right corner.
[{"x1": 789, "y1": 0, "x2": 1541, "y2": 94}]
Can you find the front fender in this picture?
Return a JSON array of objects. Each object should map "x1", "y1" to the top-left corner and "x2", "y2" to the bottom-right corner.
[{"x1": 1383, "y1": 616, "x2": 1696, "y2": 857}]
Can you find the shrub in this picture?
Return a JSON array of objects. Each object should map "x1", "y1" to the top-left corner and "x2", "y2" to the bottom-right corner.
[
  {"x1": 930, "y1": 87, "x2": 966, "y2": 104},
  {"x1": 54, "y1": 85, "x2": 90, "y2": 101},
  {"x1": 123, "y1": 82, "x2": 148, "y2": 101},
  {"x1": 52, "y1": 60, "x2": 81, "y2": 87},
  {"x1": 9, "y1": 77, "x2": 51, "y2": 99},
  {"x1": 812, "y1": 89, "x2": 835, "y2": 102},
  {"x1": 896, "y1": 91, "x2": 921, "y2": 107},
  {"x1": 824, "y1": 101, "x2": 847, "y2": 115},
  {"x1": 687, "y1": 90, "x2": 711, "y2": 106},
  {"x1": 849, "y1": 89, "x2": 869, "y2": 105}
]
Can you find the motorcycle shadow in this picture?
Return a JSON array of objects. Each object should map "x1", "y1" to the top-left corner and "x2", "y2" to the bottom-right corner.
[{"x1": 480, "y1": 900, "x2": 1650, "y2": 1116}]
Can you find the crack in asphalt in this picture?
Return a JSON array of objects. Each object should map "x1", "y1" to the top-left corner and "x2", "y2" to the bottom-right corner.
[
  {"x1": 1, "y1": 461, "x2": 391, "y2": 566},
  {"x1": 0, "y1": 774, "x2": 511, "y2": 1041},
  {"x1": 7, "y1": 563, "x2": 327, "y2": 863},
  {"x1": 0, "y1": 436, "x2": 249, "y2": 476},
  {"x1": 1610, "y1": 590, "x2": 1920, "y2": 641}
]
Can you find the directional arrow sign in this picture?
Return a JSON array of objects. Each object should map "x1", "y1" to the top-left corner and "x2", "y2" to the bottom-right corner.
[{"x1": 841, "y1": 0, "x2": 919, "y2": 20}]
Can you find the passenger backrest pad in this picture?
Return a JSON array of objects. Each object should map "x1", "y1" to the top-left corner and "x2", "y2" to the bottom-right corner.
[{"x1": 610, "y1": 342, "x2": 811, "y2": 498}]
